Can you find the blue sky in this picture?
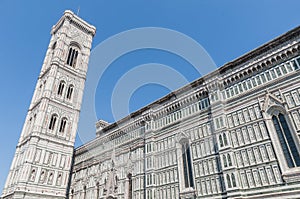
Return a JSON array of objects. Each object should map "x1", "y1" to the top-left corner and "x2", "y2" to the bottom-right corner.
[{"x1": 1, "y1": 0, "x2": 300, "y2": 192}]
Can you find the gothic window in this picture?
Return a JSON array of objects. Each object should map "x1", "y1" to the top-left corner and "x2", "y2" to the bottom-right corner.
[
  {"x1": 51, "y1": 41, "x2": 56, "y2": 51},
  {"x1": 57, "y1": 81, "x2": 65, "y2": 96},
  {"x1": 83, "y1": 185, "x2": 86, "y2": 199},
  {"x1": 227, "y1": 154, "x2": 232, "y2": 166},
  {"x1": 226, "y1": 174, "x2": 232, "y2": 188},
  {"x1": 48, "y1": 172, "x2": 54, "y2": 184},
  {"x1": 70, "y1": 189, "x2": 74, "y2": 199},
  {"x1": 67, "y1": 47, "x2": 79, "y2": 67},
  {"x1": 59, "y1": 117, "x2": 67, "y2": 133},
  {"x1": 30, "y1": 169, "x2": 36, "y2": 181},
  {"x1": 49, "y1": 114, "x2": 57, "y2": 130},
  {"x1": 272, "y1": 113, "x2": 300, "y2": 168},
  {"x1": 223, "y1": 154, "x2": 228, "y2": 168},
  {"x1": 181, "y1": 142, "x2": 194, "y2": 188},
  {"x1": 66, "y1": 85, "x2": 74, "y2": 100},
  {"x1": 223, "y1": 133, "x2": 228, "y2": 146},
  {"x1": 56, "y1": 174, "x2": 62, "y2": 186},
  {"x1": 39, "y1": 170, "x2": 46, "y2": 182},
  {"x1": 231, "y1": 173, "x2": 237, "y2": 187},
  {"x1": 219, "y1": 134, "x2": 224, "y2": 147},
  {"x1": 96, "y1": 182, "x2": 100, "y2": 199},
  {"x1": 127, "y1": 173, "x2": 132, "y2": 199}
]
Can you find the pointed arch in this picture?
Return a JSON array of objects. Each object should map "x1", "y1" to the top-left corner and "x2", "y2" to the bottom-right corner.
[
  {"x1": 66, "y1": 43, "x2": 80, "y2": 68},
  {"x1": 223, "y1": 154, "x2": 227, "y2": 168},
  {"x1": 226, "y1": 174, "x2": 232, "y2": 188},
  {"x1": 231, "y1": 173, "x2": 237, "y2": 187},
  {"x1": 66, "y1": 84, "x2": 74, "y2": 100},
  {"x1": 127, "y1": 173, "x2": 132, "y2": 199},
  {"x1": 49, "y1": 114, "x2": 58, "y2": 130},
  {"x1": 219, "y1": 134, "x2": 224, "y2": 147},
  {"x1": 30, "y1": 169, "x2": 36, "y2": 181},
  {"x1": 227, "y1": 154, "x2": 232, "y2": 166},
  {"x1": 57, "y1": 80, "x2": 66, "y2": 96},
  {"x1": 181, "y1": 140, "x2": 194, "y2": 188},
  {"x1": 272, "y1": 113, "x2": 300, "y2": 168},
  {"x1": 223, "y1": 132, "x2": 228, "y2": 146},
  {"x1": 59, "y1": 117, "x2": 67, "y2": 133}
]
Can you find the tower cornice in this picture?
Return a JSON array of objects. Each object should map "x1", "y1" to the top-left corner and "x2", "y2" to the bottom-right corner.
[{"x1": 51, "y1": 10, "x2": 96, "y2": 37}]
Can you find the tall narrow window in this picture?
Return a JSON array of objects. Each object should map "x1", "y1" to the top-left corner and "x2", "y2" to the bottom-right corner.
[
  {"x1": 272, "y1": 113, "x2": 300, "y2": 168},
  {"x1": 56, "y1": 174, "x2": 62, "y2": 186},
  {"x1": 57, "y1": 81, "x2": 65, "y2": 96},
  {"x1": 83, "y1": 185, "x2": 86, "y2": 199},
  {"x1": 228, "y1": 154, "x2": 232, "y2": 166},
  {"x1": 67, "y1": 48, "x2": 79, "y2": 68},
  {"x1": 49, "y1": 114, "x2": 57, "y2": 130},
  {"x1": 67, "y1": 48, "x2": 72, "y2": 65},
  {"x1": 223, "y1": 133, "x2": 228, "y2": 146},
  {"x1": 59, "y1": 118, "x2": 67, "y2": 133},
  {"x1": 223, "y1": 155, "x2": 227, "y2": 168},
  {"x1": 70, "y1": 190, "x2": 74, "y2": 199},
  {"x1": 219, "y1": 134, "x2": 224, "y2": 147},
  {"x1": 66, "y1": 85, "x2": 74, "y2": 100},
  {"x1": 96, "y1": 182, "x2": 100, "y2": 199},
  {"x1": 128, "y1": 173, "x2": 132, "y2": 199},
  {"x1": 181, "y1": 142, "x2": 194, "y2": 188},
  {"x1": 72, "y1": 51, "x2": 78, "y2": 67},
  {"x1": 30, "y1": 169, "x2": 36, "y2": 181},
  {"x1": 226, "y1": 174, "x2": 232, "y2": 188},
  {"x1": 231, "y1": 173, "x2": 237, "y2": 187}
]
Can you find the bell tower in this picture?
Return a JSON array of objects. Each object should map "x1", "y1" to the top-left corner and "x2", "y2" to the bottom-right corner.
[{"x1": 1, "y1": 10, "x2": 95, "y2": 199}]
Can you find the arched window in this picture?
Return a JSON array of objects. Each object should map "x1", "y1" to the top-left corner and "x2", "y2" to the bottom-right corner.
[
  {"x1": 67, "y1": 47, "x2": 79, "y2": 67},
  {"x1": 272, "y1": 113, "x2": 300, "y2": 168},
  {"x1": 56, "y1": 174, "x2": 62, "y2": 186},
  {"x1": 223, "y1": 133, "x2": 228, "y2": 146},
  {"x1": 83, "y1": 185, "x2": 86, "y2": 199},
  {"x1": 227, "y1": 154, "x2": 232, "y2": 166},
  {"x1": 39, "y1": 171, "x2": 45, "y2": 182},
  {"x1": 71, "y1": 189, "x2": 74, "y2": 199},
  {"x1": 226, "y1": 174, "x2": 232, "y2": 188},
  {"x1": 181, "y1": 142, "x2": 194, "y2": 188},
  {"x1": 96, "y1": 182, "x2": 100, "y2": 199},
  {"x1": 127, "y1": 173, "x2": 132, "y2": 199},
  {"x1": 57, "y1": 81, "x2": 65, "y2": 96},
  {"x1": 30, "y1": 169, "x2": 36, "y2": 181},
  {"x1": 52, "y1": 41, "x2": 57, "y2": 49},
  {"x1": 59, "y1": 118, "x2": 67, "y2": 133},
  {"x1": 66, "y1": 85, "x2": 74, "y2": 100},
  {"x1": 49, "y1": 114, "x2": 57, "y2": 130},
  {"x1": 223, "y1": 154, "x2": 227, "y2": 167},
  {"x1": 219, "y1": 134, "x2": 224, "y2": 147},
  {"x1": 48, "y1": 172, "x2": 53, "y2": 184},
  {"x1": 231, "y1": 173, "x2": 237, "y2": 187}
]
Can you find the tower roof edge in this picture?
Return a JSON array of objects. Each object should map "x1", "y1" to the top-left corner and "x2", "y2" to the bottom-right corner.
[{"x1": 51, "y1": 10, "x2": 96, "y2": 37}]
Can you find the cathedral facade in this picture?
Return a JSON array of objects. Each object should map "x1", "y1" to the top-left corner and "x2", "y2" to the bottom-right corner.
[{"x1": 2, "y1": 11, "x2": 300, "y2": 199}]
